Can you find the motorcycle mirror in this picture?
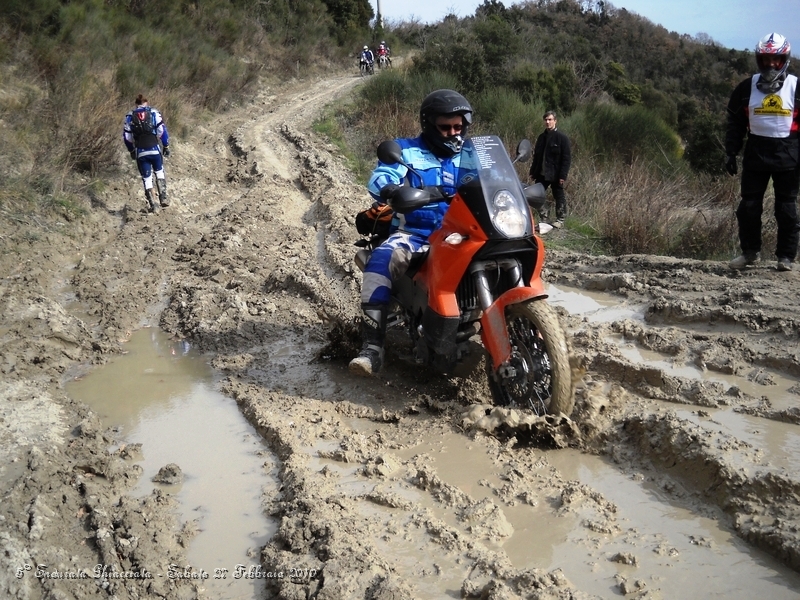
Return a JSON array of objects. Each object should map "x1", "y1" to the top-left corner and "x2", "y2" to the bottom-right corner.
[
  {"x1": 377, "y1": 139, "x2": 424, "y2": 186},
  {"x1": 377, "y1": 140, "x2": 403, "y2": 165},
  {"x1": 513, "y1": 139, "x2": 532, "y2": 164},
  {"x1": 524, "y1": 182, "x2": 546, "y2": 209}
]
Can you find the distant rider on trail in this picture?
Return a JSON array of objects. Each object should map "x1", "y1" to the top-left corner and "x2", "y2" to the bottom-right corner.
[
  {"x1": 123, "y1": 94, "x2": 170, "y2": 213},
  {"x1": 360, "y1": 45, "x2": 375, "y2": 71},
  {"x1": 377, "y1": 41, "x2": 392, "y2": 67}
]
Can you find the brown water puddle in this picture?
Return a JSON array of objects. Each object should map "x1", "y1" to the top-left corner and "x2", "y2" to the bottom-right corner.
[
  {"x1": 546, "y1": 283, "x2": 646, "y2": 324},
  {"x1": 305, "y1": 418, "x2": 800, "y2": 598},
  {"x1": 554, "y1": 283, "x2": 800, "y2": 469},
  {"x1": 66, "y1": 328, "x2": 276, "y2": 600}
]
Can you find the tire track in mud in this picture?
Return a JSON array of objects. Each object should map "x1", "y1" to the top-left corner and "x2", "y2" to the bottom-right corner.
[{"x1": 547, "y1": 251, "x2": 800, "y2": 579}]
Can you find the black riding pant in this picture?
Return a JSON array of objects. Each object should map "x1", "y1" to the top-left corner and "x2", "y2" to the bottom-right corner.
[
  {"x1": 736, "y1": 168, "x2": 800, "y2": 260},
  {"x1": 534, "y1": 178, "x2": 567, "y2": 220}
]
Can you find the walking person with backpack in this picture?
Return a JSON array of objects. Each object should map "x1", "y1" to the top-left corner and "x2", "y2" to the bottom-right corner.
[{"x1": 123, "y1": 94, "x2": 171, "y2": 213}]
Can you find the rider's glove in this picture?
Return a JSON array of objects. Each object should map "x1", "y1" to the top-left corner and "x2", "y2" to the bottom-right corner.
[
  {"x1": 725, "y1": 154, "x2": 737, "y2": 176},
  {"x1": 379, "y1": 184, "x2": 401, "y2": 201},
  {"x1": 129, "y1": 149, "x2": 137, "y2": 161},
  {"x1": 163, "y1": 145, "x2": 171, "y2": 158}
]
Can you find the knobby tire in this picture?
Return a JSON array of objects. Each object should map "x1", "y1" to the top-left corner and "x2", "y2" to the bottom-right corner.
[{"x1": 489, "y1": 300, "x2": 574, "y2": 417}]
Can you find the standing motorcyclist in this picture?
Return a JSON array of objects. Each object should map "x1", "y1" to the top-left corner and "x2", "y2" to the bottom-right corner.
[
  {"x1": 123, "y1": 94, "x2": 170, "y2": 213},
  {"x1": 725, "y1": 32, "x2": 800, "y2": 271},
  {"x1": 349, "y1": 89, "x2": 474, "y2": 376}
]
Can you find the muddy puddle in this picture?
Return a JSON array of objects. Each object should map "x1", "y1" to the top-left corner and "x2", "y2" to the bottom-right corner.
[
  {"x1": 57, "y1": 283, "x2": 800, "y2": 598},
  {"x1": 66, "y1": 328, "x2": 276, "y2": 600},
  {"x1": 308, "y1": 416, "x2": 800, "y2": 598},
  {"x1": 551, "y1": 283, "x2": 800, "y2": 465}
]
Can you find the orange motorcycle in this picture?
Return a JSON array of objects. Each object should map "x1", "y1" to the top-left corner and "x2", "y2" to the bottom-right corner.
[{"x1": 355, "y1": 136, "x2": 573, "y2": 416}]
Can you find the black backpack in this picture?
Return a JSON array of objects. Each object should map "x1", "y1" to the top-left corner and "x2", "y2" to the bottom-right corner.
[{"x1": 129, "y1": 107, "x2": 156, "y2": 137}]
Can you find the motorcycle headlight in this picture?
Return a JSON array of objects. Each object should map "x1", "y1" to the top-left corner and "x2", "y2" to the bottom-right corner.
[{"x1": 491, "y1": 190, "x2": 527, "y2": 237}]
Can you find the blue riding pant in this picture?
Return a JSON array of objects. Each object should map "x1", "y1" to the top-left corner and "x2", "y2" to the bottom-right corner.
[{"x1": 361, "y1": 231, "x2": 428, "y2": 305}]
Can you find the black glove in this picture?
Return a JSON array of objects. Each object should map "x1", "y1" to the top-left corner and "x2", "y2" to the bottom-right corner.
[
  {"x1": 163, "y1": 145, "x2": 171, "y2": 158},
  {"x1": 379, "y1": 184, "x2": 401, "y2": 201},
  {"x1": 129, "y1": 150, "x2": 137, "y2": 161},
  {"x1": 725, "y1": 154, "x2": 738, "y2": 176}
]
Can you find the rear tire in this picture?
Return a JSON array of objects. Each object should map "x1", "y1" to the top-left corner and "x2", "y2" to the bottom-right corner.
[{"x1": 488, "y1": 300, "x2": 573, "y2": 417}]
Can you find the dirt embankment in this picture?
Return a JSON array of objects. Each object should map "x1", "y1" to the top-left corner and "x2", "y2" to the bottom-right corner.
[{"x1": 2, "y1": 71, "x2": 800, "y2": 599}]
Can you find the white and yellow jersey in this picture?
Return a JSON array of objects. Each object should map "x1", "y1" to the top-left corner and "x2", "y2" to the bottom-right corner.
[{"x1": 749, "y1": 74, "x2": 798, "y2": 138}]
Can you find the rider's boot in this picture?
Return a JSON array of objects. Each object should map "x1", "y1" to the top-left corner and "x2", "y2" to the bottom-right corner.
[
  {"x1": 157, "y1": 178, "x2": 169, "y2": 207},
  {"x1": 349, "y1": 303, "x2": 387, "y2": 377},
  {"x1": 144, "y1": 188, "x2": 157, "y2": 213}
]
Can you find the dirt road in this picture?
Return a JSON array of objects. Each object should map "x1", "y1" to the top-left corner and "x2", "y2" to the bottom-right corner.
[{"x1": 2, "y1": 71, "x2": 800, "y2": 599}]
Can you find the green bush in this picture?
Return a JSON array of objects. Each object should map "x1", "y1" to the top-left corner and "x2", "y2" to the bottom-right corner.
[
  {"x1": 410, "y1": 38, "x2": 490, "y2": 95},
  {"x1": 471, "y1": 89, "x2": 544, "y2": 142},
  {"x1": 569, "y1": 102, "x2": 681, "y2": 171}
]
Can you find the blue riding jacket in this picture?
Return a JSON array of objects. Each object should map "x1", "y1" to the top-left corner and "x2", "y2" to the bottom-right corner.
[{"x1": 367, "y1": 136, "x2": 470, "y2": 238}]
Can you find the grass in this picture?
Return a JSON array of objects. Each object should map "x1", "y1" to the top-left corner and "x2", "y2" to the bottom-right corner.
[{"x1": 313, "y1": 111, "x2": 375, "y2": 185}]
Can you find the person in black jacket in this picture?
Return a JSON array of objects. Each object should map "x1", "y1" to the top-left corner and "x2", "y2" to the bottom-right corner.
[
  {"x1": 725, "y1": 32, "x2": 800, "y2": 271},
  {"x1": 529, "y1": 110, "x2": 572, "y2": 228}
]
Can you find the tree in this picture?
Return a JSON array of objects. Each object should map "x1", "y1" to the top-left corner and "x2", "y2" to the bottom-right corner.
[
  {"x1": 474, "y1": 15, "x2": 520, "y2": 67},
  {"x1": 605, "y1": 61, "x2": 641, "y2": 105},
  {"x1": 321, "y1": 0, "x2": 373, "y2": 44}
]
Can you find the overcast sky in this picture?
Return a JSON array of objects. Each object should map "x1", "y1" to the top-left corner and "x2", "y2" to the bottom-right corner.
[{"x1": 373, "y1": 0, "x2": 800, "y2": 53}]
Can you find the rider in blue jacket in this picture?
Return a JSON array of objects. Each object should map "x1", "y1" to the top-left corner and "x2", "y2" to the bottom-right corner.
[
  {"x1": 123, "y1": 94, "x2": 170, "y2": 213},
  {"x1": 349, "y1": 89, "x2": 474, "y2": 376},
  {"x1": 360, "y1": 46, "x2": 375, "y2": 70}
]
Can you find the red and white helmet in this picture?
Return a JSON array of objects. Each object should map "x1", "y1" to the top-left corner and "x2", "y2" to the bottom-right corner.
[{"x1": 755, "y1": 32, "x2": 791, "y2": 84}]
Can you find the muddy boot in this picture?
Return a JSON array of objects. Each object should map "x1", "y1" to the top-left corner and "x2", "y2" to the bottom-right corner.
[
  {"x1": 349, "y1": 304, "x2": 387, "y2": 376},
  {"x1": 145, "y1": 189, "x2": 157, "y2": 213},
  {"x1": 554, "y1": 202, "x2": 566, "y2": 228},
  {"x1": 157, "y1": 178, "x2": 169, "y2": 207},
  {"x1": 537, "y1": 207, "x2": 549, "y2": 224}
]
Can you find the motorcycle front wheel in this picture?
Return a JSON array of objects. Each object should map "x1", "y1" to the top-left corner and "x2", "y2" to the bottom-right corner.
[{"x1": 488, "y1": 300, "x2": 573, "y2": 417}]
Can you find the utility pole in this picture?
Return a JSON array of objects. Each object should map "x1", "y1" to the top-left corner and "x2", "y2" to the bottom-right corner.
[{"x1": 376, "y1": 0, "x2": 383, "y2": 29}]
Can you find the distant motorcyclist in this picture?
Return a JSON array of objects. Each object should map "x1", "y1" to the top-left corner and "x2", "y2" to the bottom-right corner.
[
  {"x1": 377, "y1": 41, "x2": 392, "y2": 66},
  {"x1": 360, "y1": 45, "x2": 375, "y2": 68},
  {"x1": 123, "y1": 94, "x2": 170, "y2": 213},
  {"x1": 349, "y1": 89, "x2": 474, "y2": 376}
]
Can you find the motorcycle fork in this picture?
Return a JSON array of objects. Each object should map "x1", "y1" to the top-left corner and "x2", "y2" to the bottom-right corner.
[{"x1": 473, "y1": 258, "x2": 546, "y2": 371}]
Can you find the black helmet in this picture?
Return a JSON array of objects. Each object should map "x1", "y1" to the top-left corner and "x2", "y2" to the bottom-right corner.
[{"x1": 419, "y1": 89, "x2": 473, "y2": 157}]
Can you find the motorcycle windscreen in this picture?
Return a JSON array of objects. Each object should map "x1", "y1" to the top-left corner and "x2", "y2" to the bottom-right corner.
[{"x1": 455, "y1": 136, "x2": 533, "y2": 240}]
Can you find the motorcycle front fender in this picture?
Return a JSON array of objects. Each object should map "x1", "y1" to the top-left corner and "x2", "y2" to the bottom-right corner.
[{"x1": 480, "y1": 284, "x2": 548, "y2": 371}]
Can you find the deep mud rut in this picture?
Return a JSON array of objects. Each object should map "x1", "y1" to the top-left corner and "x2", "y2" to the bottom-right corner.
[{"x1": 3, "y1": 71, "x2": 800, "y2": 599}]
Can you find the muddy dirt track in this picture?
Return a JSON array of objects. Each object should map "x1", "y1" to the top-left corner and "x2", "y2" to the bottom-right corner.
[{"x1": 3, "y1": 72, "x2": 800, "y2": 599}]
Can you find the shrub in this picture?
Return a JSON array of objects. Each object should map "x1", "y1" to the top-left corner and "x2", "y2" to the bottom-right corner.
[
  {"x1": 410, "y1": 38, "x2": 490, "y2": 95},
  {"x1": 569, "y1": 102, "x2": 681, "y2": 171},
  {"x1": 471, "y1": 88, "x2": 544, "y2": 142},
  {"x1": 566, "y1": 157, "x2": 739, "y2": 259}
]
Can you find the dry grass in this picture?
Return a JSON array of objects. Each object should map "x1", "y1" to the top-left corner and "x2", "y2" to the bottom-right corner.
[{"x1": 566, "y1": 157, "x2": 746, "y2": 259}]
